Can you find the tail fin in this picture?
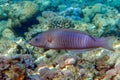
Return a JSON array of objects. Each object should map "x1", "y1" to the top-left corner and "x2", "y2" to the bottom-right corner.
[{"x1": 100, "y1": 36, "x2": 115, "y2": 51}]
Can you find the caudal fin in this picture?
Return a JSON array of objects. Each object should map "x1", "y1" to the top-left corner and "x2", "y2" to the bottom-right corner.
[{"x1": 100, "y1": 36, "x2": 115, "y2": 51}]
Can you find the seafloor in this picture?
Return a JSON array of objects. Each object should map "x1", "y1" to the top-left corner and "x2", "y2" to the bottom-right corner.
[{"x1": 0, "y1": 0, "x2": 120, "y2": 80}]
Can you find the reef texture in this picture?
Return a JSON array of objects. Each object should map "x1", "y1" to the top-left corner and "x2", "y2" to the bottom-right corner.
[
  {"x1": 0, "y1": 0, "x2": 120, "y2": 80},
  {"x1": 1, "y1": 36, "x2": 120, "y2": 80}
]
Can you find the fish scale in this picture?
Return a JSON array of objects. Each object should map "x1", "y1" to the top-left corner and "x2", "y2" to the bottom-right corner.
[
  {"x1": 55, "y1": 31, "x2": 89, "y2": 49},
  {"x1": 29, "y1": 29, "x2": 115, "y2": 51}
]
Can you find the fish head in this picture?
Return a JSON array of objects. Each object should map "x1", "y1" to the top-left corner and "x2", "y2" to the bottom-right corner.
[{"x1": 29, "y1": 33, "x2": 46, "y2": 48}]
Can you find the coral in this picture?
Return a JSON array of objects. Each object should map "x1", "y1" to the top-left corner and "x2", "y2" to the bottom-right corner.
[
  {"x1": 105, "y1": 69, "x2": 117, "y2": 79},
  {"x1": 37, "y1": 11, "x2": 74, "y2": 29},
  {"x1": 74, "y1": 21, "x2": 95, "y2": 36},
  {"x1": 0, "y1": 1, "x2": 39, "y2": 39},
  {"x1": 0, "y1": 0, "x2": 8, "y2": 4},
  {"x1": 82, "y1": 3, "x2": 112, "y2": 22},
  {"x1": 106, "y1": 0, "x2": 120, "y2": 9},
  {"x1": 60, "y1": 69, "x2": 74, "y2": 79},
  {"x1": 29, "y1": 64, "x2": 56, "y2": 80},
  {"x1": 115, "y1": 63, "x2": 120, "y2": 74},
  {"x1": 5, "y1": 64, "x2": 25, "y2": 80},
  {"x1": 0, "y1": 20, "x2": 11, "y2": 37},
  {"x1": 61, "y1": 69, "x2": 73, "y2": 77},
  {"x1": 104, "y1": 63, "x2": 120, "y2": 79},
  {"x1": 82, "y1": 3, "x2": 118, "y2": 21},
  {"x1": 0, "y1": 36, "x2": 31, "y2": 59},
  {"x1": 78, "y1": 69, "x2": 88, "y2": 77},
  {"x1": 34, "y1": 0, "x2": 51, "y2": 11},
  {"x1": 48, "y1": 16, "x2": 74, "y2": 29},
  {"x1": 29, "y1": 74, "x2": 40, "y2": 80},
  {"x1": 60, "y1": 7, "x2": 83, "y2": 20},
  {"x1": 2, "y1": 28, "x2": 15, "y2": 39},
  {"x1": 38, "y1": 11, "x2": 75, "y2": 29},
  {"x1": 0, "y1": 6, "x2": 7, "y2": 19},
  {"x1": 92, "y1": 13, "x2": 119, "y2": 37},
  {"x1": 12, "y1": 54, "x2": 35, "y2": 69},
  {"x1": 42, "y1": 11, "x2": 58, "y2": 19},
  {"x1": 64, "y1": 58, "x2": 76, "y2": 65},
  {"x1": 79, "y1": 3, "x2": 120, "y2": 37},
  {"x1": 94, "y1": 55, "x2": 113, "y2": 79},
  {"x1": 9, "y1": 1, "x2": 38, "y2": 22},
  {"x1": 34, "y1": 0, "x2": 68, "y2": 12},
  {"x1": 0, "y1": 37, "x2": 18, "y2": 56},
  {"x1": 57, "y1": 54, "x2": 79, "y2": 68},
  {"x1": 95, "y1": 55, "x2": 110, "y2": 71},
  {"x1": 0, "y1": 55, "x2": 26, "y2": 80},
  {"x1": 0, "y1": 55, "x2": 10, "y2": 71},
  {"x1": 34, "y1": 0, "x2": 107, "y2": 12}
]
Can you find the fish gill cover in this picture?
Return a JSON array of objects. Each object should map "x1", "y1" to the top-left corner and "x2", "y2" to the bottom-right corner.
[{"x1": 0, "y1": 0, "x2": 120, "y2": 80}]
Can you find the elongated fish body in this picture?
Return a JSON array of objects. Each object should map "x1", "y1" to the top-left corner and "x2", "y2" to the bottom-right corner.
[{"x1": 29, "y1": 29, "x2": 114, "y2": 51}]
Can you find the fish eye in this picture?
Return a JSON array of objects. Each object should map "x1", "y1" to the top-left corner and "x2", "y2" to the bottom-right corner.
[{"x1": 35, "y1": 38, "x2": 38, "y2": 41}]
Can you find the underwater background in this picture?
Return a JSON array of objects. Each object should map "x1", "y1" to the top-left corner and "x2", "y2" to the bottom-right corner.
[{"x1": 0, "y1": 0, "x2": 120, "y2": 80}]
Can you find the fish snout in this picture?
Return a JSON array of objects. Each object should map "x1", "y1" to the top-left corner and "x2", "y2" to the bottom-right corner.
[{"x1": 28, "y1": 40, "x2": 32, "y2": 45}]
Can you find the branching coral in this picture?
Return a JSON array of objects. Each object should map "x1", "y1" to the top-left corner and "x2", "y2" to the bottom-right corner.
[{"x1": 48, "y1": 16, "x2": 74, "y2": 29}]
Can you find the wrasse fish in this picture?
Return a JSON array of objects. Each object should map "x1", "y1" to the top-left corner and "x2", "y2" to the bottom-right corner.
[{"x1": 29, "y1": 29, "x2": 115, "y2": 51}]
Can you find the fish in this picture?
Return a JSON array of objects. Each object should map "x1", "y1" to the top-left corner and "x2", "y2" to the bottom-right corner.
[{"x1": 29, "y1": 29, "x2": 115, "y2": 51}]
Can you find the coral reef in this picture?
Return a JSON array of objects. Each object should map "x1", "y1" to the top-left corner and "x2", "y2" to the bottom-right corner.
[
  {"x1": 59, "y1": 7, "x2": 83, "y2": 20},
  {"x1": 40, "y1": 11, "x2": 75, "y2": 29},
  {"x1": 0, "y1": 0, "x2": 120, "y2": 80},
  {"x1": 0, "y1": 38, "x2": 18, "y2": 56},
  {"x1": 74, "y1": 3, "x2": 120, "y2": 37},
  {"x1": 0, "y1": 55, "x2": 27, "y2": 80},
  {"x1": 9, "y1": 1, "x2": 38, "y2": 22}
]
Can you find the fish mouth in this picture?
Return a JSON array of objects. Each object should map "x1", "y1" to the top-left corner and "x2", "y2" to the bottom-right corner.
[
  {"x1": 28, "y1": 41, "x2": 33, "y2": 45},
  {"x1": 28, "y1": 41, "x2": 40, "y2": 47},
  {"x1": 29, "y1": 42, "x2": 36, "y2": 46},
  {"x1": 28, "y1": 41, "x2": 31, "y2": 44}
]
